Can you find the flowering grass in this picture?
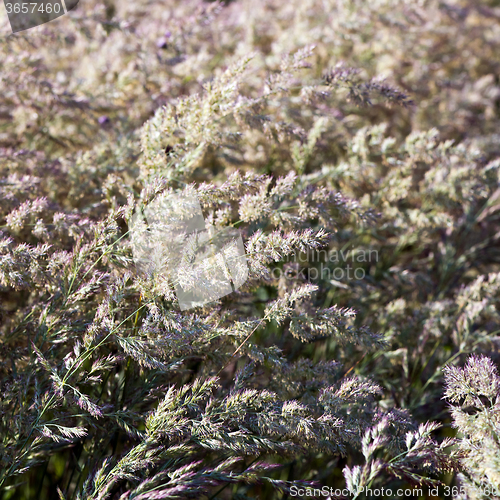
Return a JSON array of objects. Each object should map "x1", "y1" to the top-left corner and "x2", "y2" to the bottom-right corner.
[{"x1": 1, "y1": 0, "x2": 500, "y2": 499}]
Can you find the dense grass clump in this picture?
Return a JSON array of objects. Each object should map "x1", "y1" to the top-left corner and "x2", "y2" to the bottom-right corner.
[{"x1": 1, "y1": 0, "x2": 500, "y2": 499}]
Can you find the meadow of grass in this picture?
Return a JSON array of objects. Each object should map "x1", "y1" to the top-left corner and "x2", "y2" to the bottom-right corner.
[{"x1": 1, "y1": 0, "x2": 500, "y2": 499}]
